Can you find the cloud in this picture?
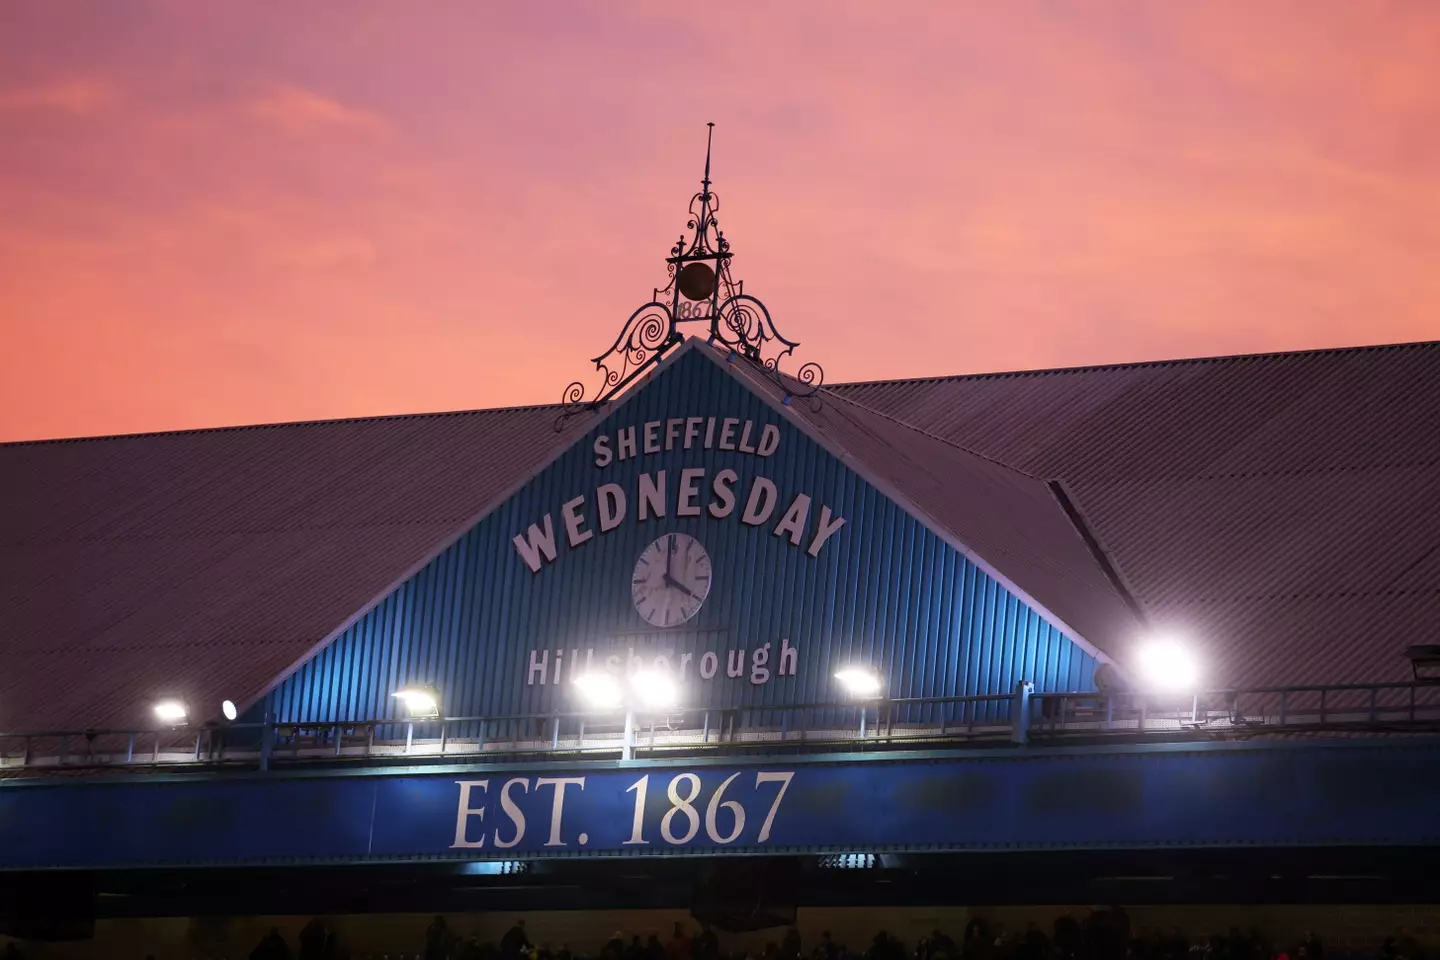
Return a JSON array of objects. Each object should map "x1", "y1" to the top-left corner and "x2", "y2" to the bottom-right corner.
[
  {"x1": 245, "y1": 85, "x2": 390, "y2": 137},
  {"x1": 0, "y1": 78, "x2": 112, "y2": 115}
]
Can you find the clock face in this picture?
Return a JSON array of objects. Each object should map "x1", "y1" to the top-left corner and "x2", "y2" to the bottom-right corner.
[{"x1": 631, "y1": 533, "x2": 712, "y2": 628}]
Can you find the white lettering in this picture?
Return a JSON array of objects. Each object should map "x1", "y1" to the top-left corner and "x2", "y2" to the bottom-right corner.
[
  {"x1": 684, "y1": 417, "x2": 703, "y2": 449},
  {"x1": 593, "y1": 435, "x2": 614, "y2": 468},
  {"x1": 535, "y1": 777, "x2": 585, "y2": 847},
  {"x1": 562, "y1": 495, "x2": 593, "y2": 548},
  {"x1": 709, "y1": 469, "x2": 738, "y2": 519},
  {"x1": 773, "y1": 493, "x2": 811, "y2": 545},
  {"x1": 643, "y1": 421, "x2": 661, "y2": 454},
  {"x1": 751, "y1": 643, "x2": 771, "y2": 684},
  {"x1": 779, "y1": 638, "x2": 798, "y2": 676},
  {"x1": 494, "y1": 778, "x2": 528, "y2": 848},
  {"x1": 727, "y1": 650, "x2": 745, "y2": 678},
  {"x1": 617, "y1": 426, "x2": 637, "y2": 462},
  {"x1": 680, "y1": 651, "x2": 694, "y2": 677},
  {"x1": 719, "y1": 418, "x2": 739, "y2": 450},
  {"x1": 700, "y1": 652, "x2": 718, "y2": 679},
  {"x1": 597, "y1": 483, "x2": 627, "y2": 532},
  {"x1": 807, "y1": 506, "x2": 846, "y2": 557},
  {"x1": 757, "y1": 424, "x2": 780, "y2": 456},
  {"x1": 639, "y1": 471, "x2": 666, "y2": 521},
  {"x1": 451, "y1": 780, "x2": 489, "y2": 849},
  {"x1": 738, "y1": 420, "x2": 756, "y2": 454},
  {"x1": 704, "y1": 417, "x2": 717, "y2": 449},
  {"x1": 665, "y1": 418, "x2": 683, "y2": 451},
  {"x1": 528, "y1": 649, "x2": 549, "y2": 686},
  {"x1": 741, "y1": 477, "x2": 778, "y2": 526},
  {"x1": 677, "y1": 468, "x2": 705, "y2": 517},
  {"x1": 754, "y1": 771, "x2": 794, "y2": 843},
  {"x1": 553, "y1": 649, "x2": 563, "y2": 684},
  {"x1": 512, "y1": 515, "x2": 558, "y2": 572}
]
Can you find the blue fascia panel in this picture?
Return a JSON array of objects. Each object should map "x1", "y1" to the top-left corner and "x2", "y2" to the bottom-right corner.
[
  {"x1": 5, "y1": 738, "x2": 1440, "y2": 869},
  {"x1": 259, "y1": 348, "x2": 1095, "y2": 725}
]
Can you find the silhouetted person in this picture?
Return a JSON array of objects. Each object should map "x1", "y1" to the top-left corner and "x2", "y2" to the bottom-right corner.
[
  {"x1": 253, "y1": 927, "x2": 292, "y2": 960},
  {"x1": 783, "y1": 930, "x2": 803, "y2": 960},
  {"x1": 668, "y1": 924, "x2": 693, "y2": 960},
  {"x1": 300, "y1": 918, "x2": 331, "y2": 960},
  {"x1": 1050, "y1": 917, "x2": 1079, "y2": 960},
  {"x1": 502, "y1": 921, "x2": 532, "y2": 960},
  {"x1": 694, "y1": 926, "x2": 719, "y2": 960},
  {"x1": 1299, "y1": 935, "x2": 1323, "y2": 960},
  {"x1": 965, "y1": 919, "x2": 994, "y2": 960},
  {"x1": 648, "y1": 934, "x2": 667, "y2": 960},
  {"x1": 426, "y1": 917, "x2": 451, "y2": 960},
  {"x1": 1017, "y1": 924, "x2": 1049, "y2": 960},
  {"x1": 626, "y1": 934, "x2": 646, "y2": 960}
]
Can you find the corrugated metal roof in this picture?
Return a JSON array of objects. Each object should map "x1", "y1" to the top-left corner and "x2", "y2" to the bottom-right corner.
[
  {"x1": 714, "y1": 348, "x2": 1143, "y2": 661},
  {"x1": 0, "y1": 405, "x2": 595, "y2": 731},
  {"x1": 830, "y1": 340, "x2": 1440, "y2": 687},
  {"x1": 4, "y1": 338, "x2": 1433, "y2": 731}
]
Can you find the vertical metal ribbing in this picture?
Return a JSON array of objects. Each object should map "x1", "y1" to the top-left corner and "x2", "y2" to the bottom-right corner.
[{"x1": 260, "y1": 348, "x2": 1098, "y2": 725}]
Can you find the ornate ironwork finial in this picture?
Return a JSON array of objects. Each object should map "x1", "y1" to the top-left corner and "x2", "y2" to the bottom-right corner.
[
  {"x1": 557, "y1": 125, "x2": 825, "y2": 429},
  {"x1": 703, "y1": 121, "x2": 714, "y2": 193}
]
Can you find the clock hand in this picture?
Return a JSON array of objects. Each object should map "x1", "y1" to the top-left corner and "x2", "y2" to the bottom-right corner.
[{"x1": 662, "y1": 574, "x2": 698, "y2": 600}]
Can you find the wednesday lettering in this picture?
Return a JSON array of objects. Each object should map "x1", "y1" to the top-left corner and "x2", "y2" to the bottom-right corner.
[{"x1": 511, "y1": 416, "x2": 846, "y2": 572}]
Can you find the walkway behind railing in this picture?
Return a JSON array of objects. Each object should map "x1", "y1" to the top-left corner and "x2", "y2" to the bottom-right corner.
[{"x1": 3, "y1": 680, "x2": 1439, "y2": 777}]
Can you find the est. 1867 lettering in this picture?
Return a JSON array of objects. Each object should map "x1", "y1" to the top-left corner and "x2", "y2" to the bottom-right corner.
[{"x1": 450, "y1": 771, "x2": 794, "y2": 851}]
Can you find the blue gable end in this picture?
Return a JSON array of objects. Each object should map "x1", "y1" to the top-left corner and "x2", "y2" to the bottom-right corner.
[{"x1": 259, "y1": 346, "x2": 1096, "y2": 723}]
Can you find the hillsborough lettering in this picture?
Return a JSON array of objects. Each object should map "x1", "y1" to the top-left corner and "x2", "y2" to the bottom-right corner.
[
  {"x1": 450, "y1": 770, "x2": 795, "y2": 850},
  {"x1": 524, "y1": 639, "x2": 798, "y2": 687},
  {"x1": 511, "y1": 414, "x2": 846, "y2": 573}
]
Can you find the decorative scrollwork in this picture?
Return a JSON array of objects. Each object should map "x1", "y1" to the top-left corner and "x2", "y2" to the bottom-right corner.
[
  {"x1": 555, "y1": 123, "x2": 826, "y2": 429},
  {"x1": 555, "y1": 302, "x2": 680, "y2": 430},
  {"x1": 710, "y1": 294, "x2": 824, "y2": 401}
]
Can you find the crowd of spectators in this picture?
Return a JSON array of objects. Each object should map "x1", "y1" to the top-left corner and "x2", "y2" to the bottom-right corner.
[{"x1": 239, "y1": 910, "x2": 1432, "y2": 960}]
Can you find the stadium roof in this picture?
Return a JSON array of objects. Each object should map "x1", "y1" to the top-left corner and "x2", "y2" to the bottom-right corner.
[
  {"x1": 832, "y1": 339, "x2": 1440, "y2": 692},
  {"x1": 2, "y1": 338, "x2": 1436, "y2": 731}
]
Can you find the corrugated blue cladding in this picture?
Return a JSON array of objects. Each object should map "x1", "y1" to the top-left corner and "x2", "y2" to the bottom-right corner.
[{"x1": 262, "y1": 349, "x2": 1096, "y2": 723}]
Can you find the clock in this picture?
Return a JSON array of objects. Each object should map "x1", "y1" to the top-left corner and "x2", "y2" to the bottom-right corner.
[{"x1": 631, "y1": 533, "x2": 712, "y2": 628}]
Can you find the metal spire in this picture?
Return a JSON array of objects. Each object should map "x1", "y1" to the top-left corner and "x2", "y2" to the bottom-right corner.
[
  {"x1": 556, "y1": 123, "x2": 824, "y2": 427},
  {"x1": 702, "y1": 122, "x2": 714, "y2": 195}
]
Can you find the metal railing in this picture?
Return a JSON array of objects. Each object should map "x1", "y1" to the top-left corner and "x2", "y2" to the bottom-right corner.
[{"x1": 3, "y1": 680, "x2": 1439, "y2": 777}]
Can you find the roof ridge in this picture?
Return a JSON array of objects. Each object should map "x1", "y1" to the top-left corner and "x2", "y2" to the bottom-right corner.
[
  {"x1": 0, "y1": 400, "x2": 570, "y2": 448},
  {"x1": 829, "y1": 338, "x2": 1440, "y2": 390},
  {"x1": 821, "y1": 386, "x2": 1046, "y2": 483}
]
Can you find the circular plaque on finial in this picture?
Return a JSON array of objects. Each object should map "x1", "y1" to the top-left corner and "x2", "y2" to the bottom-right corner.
[{"x1": 677, "y1": 262, "x2": 717, "y2": 302}]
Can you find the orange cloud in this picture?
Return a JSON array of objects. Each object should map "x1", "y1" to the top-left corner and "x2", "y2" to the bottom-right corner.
[
  {"x1": 1, "y1": 2, "x2": 1438, "y2": 442},
  {"x1": 246, "y1": 85, "x2": 390, "y2": 137},
  {"x1": 0, "y1": 78, "x2": 112, "y2": 114}
]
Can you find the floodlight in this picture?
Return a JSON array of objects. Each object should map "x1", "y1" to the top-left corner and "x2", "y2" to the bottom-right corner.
[
  {"x1": 392, "y1": 685, "x2": 441, "y2": 719},
  {"x1": 153, "y1": 698, "x2": 189, "y2": 725},
  {"x1": 221, "y1": 700, "x2": 238, "y2": 722},
  {"x1": 1135, "y1": 637, "x2": 1200, "y2": 692},
  {"x1": 573, "y1": 671, "x2": 625, "y2": 709},
  {"x1": 834, "y1": 667, "x2": 883, "y2": 698},
  {"x1": 630, "y1": 668, "x2": 680, "y2": 709}
]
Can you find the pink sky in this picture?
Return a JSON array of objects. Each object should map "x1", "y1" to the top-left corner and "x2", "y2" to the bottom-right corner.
[{"x1": 2, "y1": 1, "x2": 1438, "y2": 441}]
